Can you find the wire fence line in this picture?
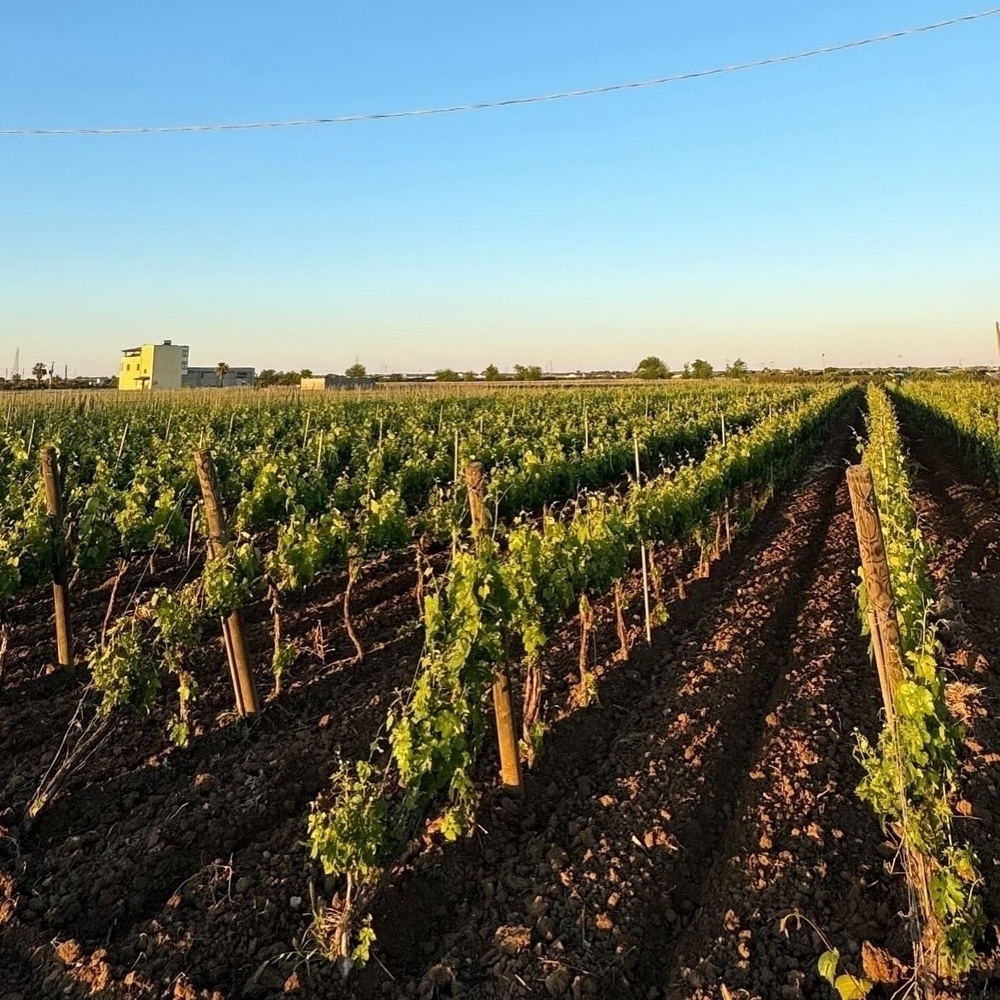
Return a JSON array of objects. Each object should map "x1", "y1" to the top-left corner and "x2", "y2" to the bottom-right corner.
[{"x1": 3, "y1": 6, "x2": 999, "y2": 137}]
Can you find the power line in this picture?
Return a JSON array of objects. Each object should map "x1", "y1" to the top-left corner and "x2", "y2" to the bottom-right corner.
[{"x1": 3, "y1": 6, "x2": 999, "y2": 136}]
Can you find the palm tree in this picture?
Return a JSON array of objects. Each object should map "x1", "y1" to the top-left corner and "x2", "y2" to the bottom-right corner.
[
  {"x1": 32, "y1": 362, "x2": 48, "y2": 385},
  {"x1": 215, "y1": 362, "x2": 230, "y2": 387}
]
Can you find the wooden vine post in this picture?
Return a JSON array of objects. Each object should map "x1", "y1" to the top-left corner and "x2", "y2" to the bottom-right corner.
[
  {"x1": 846, "y1": 464, "x2": 940, "y2": 969},
  {"x1": 633, "y1": 435, "x2": 652, "y2": 645},
  {"x1": 194, "y1": 449, "x2": 260, "y2": 717},
  {"x1": 39, "y1": 447, "x2": 73, "y2": 667},
  {"x1": 465, "y1": 462, "x2": 523, "y2": 793},
  {"x1": 845, "y1": 465, "x2": 904, "y2": 720}
]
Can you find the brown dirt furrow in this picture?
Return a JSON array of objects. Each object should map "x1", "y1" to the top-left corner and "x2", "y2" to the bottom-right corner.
[
  {"x1": 665, "y1": 468, "x2": 909, "y2": 1000},
  {"x1": 0, "y1": 553, "x2": 428, "y2": 1000}
]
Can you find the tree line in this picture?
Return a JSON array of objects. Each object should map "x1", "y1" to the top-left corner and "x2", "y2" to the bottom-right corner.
[{"x1": 633, "y1": 357, "x2": 750, "y2": 379}]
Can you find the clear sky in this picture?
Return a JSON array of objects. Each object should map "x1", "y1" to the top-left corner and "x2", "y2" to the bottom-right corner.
[{"x1": 3, "y1": 2, "x2": 999, "y2": 376}]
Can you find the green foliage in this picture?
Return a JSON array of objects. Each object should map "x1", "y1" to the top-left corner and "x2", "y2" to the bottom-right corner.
[
  {"x1": 201, "y1": 542, "x2": 261, "y2": 616},
  {"x1": 308, "y1": 760, "x2": 389, "y2": 881},
  {"x1": 688, "y1": 359, "x2": 714, "y2": 379},
  {"x1": 86, "y1": 534, "x2": 263, "y2": 745},
  {"x1": 895, "y1": 379, "x2": 1000, "y2": 491},
  {"x1": 351, "y1": 917, "x2": 377, "y2": 966},
  {"x1": 817, "y1": 948, "x2": 872, "y2": 998},
  {"x1": 271, "y1": 640, "x2": 297, "y2": 692},
  {"x1": 635, "y1": 356, "x2": 669, "y2": 380},
  {"x1": 854, "y1": 385, "x2": 984, "y2": 972},
  {"x1": 389, "y1": 542, "x2": 510, "y2": 828},
  {"x1": 89, "y1": 616, "x2": 161, "y2": 715},
  {"x1": 0, "y1": 381, "x2": 832, "y2": 603}
]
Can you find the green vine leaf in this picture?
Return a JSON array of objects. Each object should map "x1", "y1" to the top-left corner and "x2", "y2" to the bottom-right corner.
[
  {"x1": 817, "y1": 948, "x2": 839, "y2": 986},
  {"x1": 834, "y1": 973, "x2": 873, "y2": 999}
]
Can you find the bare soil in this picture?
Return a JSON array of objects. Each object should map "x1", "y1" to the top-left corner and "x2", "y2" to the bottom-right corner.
[{"x1": 3, "y1": 401, "x2": 998, "y2": 1000}]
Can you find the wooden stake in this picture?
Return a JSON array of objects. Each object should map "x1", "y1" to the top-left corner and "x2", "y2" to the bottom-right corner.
[
  {"x1": 613, "y1": 579, "x2": 629, "y2": 662},
  {"x1": 466, "y1": 461, "x2": 521, "y2": 791},
  {"x1": 414, "y1": 537, "x2": 426, "y2": 616},
  {"x1": 639, "y1": 545, "x2": 652, "y2": 645},
  {"x1": 194, "y1": 449, "x2": 260, "y2": 717},
  {"x1": 634, "y1": 434, "x2": 652, "y2": 644},
  {"x1": 577, "y1": 594, "x2": 595, "y2": 705},
  {"x1": 40, "y1": 447, "x2": 73, "y2": 667},
  {"x1": 186, "y1": 501, "x2": 198, "y2": 566},
  {"x1": 492, "y1": 669, "x2": 523, "y2": 791},
  {"x1": 116, "y1": 421, "x2": 130, "y2": 463},
  {"x1": 845, "y1": 465, "x2": 904, "y2": 720},
  {"x1": 465, "y1": 462, "x2": 489, "y2": 539}
]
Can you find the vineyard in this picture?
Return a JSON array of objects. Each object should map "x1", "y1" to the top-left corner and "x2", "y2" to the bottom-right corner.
[{"x1": 2, "y1": 380, "x2": 1000, "y2": 1000}]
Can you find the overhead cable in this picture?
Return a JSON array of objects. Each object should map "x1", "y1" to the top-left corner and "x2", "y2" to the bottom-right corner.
[{"x1": 3, "y1": 6, "x2": 999, "y2": 136}]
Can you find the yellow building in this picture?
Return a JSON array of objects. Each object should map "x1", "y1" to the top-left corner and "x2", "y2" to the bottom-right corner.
[{"x1": 118, "y1": 341, "x2": 189, "y2": 390}]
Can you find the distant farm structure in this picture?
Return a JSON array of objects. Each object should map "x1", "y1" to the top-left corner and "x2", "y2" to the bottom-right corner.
[{"x1": 118, "y1": 341, "x2": 254, "y2": 389}]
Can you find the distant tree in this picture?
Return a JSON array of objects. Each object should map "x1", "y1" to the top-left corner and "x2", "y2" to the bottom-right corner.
[
  {"x1": 257, "y1": 368, "x2": 279, "y2": 388},
  {"x1": 345, "y1": 363, "x2": 367, "y2": 378},
  {"x1": 681, "y1": 362, "x2": 692, "y2": 379},
  {"x1": 689, "y1": 359, "x2": 714, "y2": 379},
  {"x1": 215, "y1": 362, "x2": 230, "y2": 387},
  {"x1": 434, "y1": 368, "x2": 460, "y2": 382},
  {"x1": 482, "y1": 364, "x2": 500, "y2": 381},
  {"x1": 32, "y1": 362, "x2": 48, "y2": 385},
  {"x1": 384, "y1": 372, "x2": 404, "y2": 382},
  {"x1": 725, "y1": 358, "x2": 749, "y2": 379},
  {"x1": 635, "y1": 356, "x2": 669, "y2": 380},
  {"x1": 513, "y1": 364, "x2": 543, "y2": 381},
  {"x1": 462, "y1": 371, "x2": 478, "y2": 382},
  {"x1": 299, "y1": 368, "x2": 314, "y2": 379}
]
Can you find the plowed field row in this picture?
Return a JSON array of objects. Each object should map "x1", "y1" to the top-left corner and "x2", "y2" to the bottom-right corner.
[{"x1": 2, "y1": 400, "x2": 999, "y2": 1000}]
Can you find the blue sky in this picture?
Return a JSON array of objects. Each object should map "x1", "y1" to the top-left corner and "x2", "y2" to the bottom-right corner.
[{"x1": 2, "y1": 2, "x2": 999, "y2": 376}]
